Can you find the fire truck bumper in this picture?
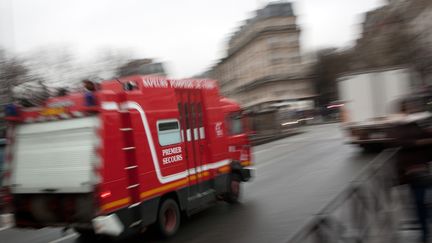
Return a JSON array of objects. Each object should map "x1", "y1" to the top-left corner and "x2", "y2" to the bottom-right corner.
[
  {"x1": 92, "y1": 214, "x2": 124, "y2": 236},
  {"x1": 231, "y1": 161, "x2": 254, "y2": 182},
  {"x1": 239, "y1": 167, "x2": 253, "y2": 182}
]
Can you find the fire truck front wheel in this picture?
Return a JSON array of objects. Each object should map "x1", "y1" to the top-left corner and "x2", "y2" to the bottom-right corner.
[{"x1": 156, "y1": 198, "x2": 181, "y2": 238}]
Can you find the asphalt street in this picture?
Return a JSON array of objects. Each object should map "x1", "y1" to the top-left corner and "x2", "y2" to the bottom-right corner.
[{"x1": 0, "y1": 124, "x2": 378, "y2": 243}]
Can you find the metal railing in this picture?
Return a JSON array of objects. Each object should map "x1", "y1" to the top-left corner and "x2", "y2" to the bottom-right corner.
[{"x1": 288, "y1": 148, "x2": 402, "y2": 243}]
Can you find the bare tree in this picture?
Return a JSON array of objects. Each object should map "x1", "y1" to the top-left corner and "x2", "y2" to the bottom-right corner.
[
  {"x1": 0, "y1": 50, "x2": 32, "y2": 105},
  {"x1": 90, "y1": 48, "x2": 132, "y2": 80},
  {"x1": 2, "y1": 46, "x2": 135, "y2": 105},
  {"x1": 353, "y1": 2, "x2": 432, "y2": 82},
  {"x1": 311, "y1": 48, "x2": 353, "y2": 107}
]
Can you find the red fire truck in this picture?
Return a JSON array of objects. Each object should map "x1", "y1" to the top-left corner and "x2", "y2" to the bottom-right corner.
[{"x1": 2, "y1": 76, "x2": 252, "y2": 237}]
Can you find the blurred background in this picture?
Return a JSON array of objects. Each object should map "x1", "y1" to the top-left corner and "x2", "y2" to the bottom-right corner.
[
  {"x1": 1, "y1": 0, "x2": 432, "y2": 242},
  {"x1": 0, "y1": 0, "x2": 431, "y2": 139}
]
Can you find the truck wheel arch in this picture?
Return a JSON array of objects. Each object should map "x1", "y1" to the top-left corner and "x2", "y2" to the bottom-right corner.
[{"x1": 160, "y1": 191, "x2": 185, "y2": 212}]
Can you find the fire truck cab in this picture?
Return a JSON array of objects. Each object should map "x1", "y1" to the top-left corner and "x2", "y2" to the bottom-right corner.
[{"x1": 2, "y1": 76, "x2": 252, "y2": 237}]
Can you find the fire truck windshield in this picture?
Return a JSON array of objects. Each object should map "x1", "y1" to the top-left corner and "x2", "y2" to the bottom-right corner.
[{"x1": 227, "y1": 112, "x2": 244, "y2": 135}]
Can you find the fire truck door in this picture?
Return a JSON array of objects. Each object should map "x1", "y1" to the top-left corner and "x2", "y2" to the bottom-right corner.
[
  {"x1": 190, "y1": 92, "x2": 205, "y2": 184},
  {"x1": 177, "y1": 91, "x2": 206, "y2": 202}
]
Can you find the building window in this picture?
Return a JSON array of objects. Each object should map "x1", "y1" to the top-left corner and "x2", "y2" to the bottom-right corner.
[
  {"x1": 267, "y1": 36, "x2": 279, "y2": 47},
  {"x1": 270, "y1": 50, "x2": 286, "y2": 65},
  {"x1": 274, "y1": 90, "x2": 287, "y2": 97},
  {"x1": 157, "y1": 119, "x2": 181, "y2": 146},
  {"x1": 291, "y1": 55, "x2": 301, "y2": 63}
]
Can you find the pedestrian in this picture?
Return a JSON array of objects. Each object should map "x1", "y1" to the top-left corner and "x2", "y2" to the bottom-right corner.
[
  {"x1": 397, "y1": 101, "x2": 432, "y2": 243},
  {"x1": 82, "y1": 79, "x2": 97, "y2": 92},
  {"x1": 399, "y1": 145, "x2": 432, "y2": 243}
]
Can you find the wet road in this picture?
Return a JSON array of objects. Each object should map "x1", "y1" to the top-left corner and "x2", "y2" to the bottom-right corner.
[{"x1": 0, "y1": 124, "x2": 377, "y2": 243}]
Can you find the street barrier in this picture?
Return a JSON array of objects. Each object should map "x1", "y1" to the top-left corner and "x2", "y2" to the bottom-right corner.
[{"x1": 288, "y1": 148, "x2": 402, "y2": 243}]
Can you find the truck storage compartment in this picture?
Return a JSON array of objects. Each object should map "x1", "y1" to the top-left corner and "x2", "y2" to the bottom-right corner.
[
  {"x1": 10, "y1": 116, "x2": 100, "y2": 194},
  {"x1": 13, "y1": 193, "x2": 95, "y2": 227}
]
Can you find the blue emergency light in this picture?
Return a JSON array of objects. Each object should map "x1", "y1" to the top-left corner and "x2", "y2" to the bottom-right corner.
[
  {"x1": 4, "y1": 104, "x2": 19, "y2": 116},
  {"x1": 84, "y1": 92, "x2": 97, "y2": 107}
]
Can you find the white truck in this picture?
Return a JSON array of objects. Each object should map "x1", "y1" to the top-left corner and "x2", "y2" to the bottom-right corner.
[{"x1": 338, "y1": 67, "x2": 432, "y2": 151}]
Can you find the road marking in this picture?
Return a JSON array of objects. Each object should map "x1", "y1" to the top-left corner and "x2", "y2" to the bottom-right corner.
[
  {"x1": 0, "y1": 226, "x2": 11, "y2": 232},
  {"x1": 47, "y1": 233, "x2": 78, "y2": 243},
  {"x1": 253, "y1": 143, "x2": 292, "y2": 154},
  {"x1": 255, "y1": 156, "x2": 287, "y2": 170}
]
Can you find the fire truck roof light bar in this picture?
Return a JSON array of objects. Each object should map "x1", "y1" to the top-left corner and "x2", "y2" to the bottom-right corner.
[{"x1": 5, "y1": 104, "x2": 19, "y2": 117}]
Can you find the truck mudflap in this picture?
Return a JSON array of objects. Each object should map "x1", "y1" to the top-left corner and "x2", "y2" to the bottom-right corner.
[{"x1": 231, "y1": 161, "x2": 253, "y2": 182}]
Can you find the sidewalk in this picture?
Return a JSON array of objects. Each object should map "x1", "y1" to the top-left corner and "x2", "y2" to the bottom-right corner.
[
  {"x1": 398, "y1": 228, "x2": 421, "y2": 242},
  {"x1": 394, "y1": 185, "x2": 422, "y2": 243},
  {"x1": 250, "y1": 129, "x2": 303, "y2": 146}
]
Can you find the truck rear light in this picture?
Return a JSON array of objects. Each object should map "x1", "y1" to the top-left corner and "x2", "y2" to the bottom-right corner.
[{"x1": 1, "y1": 187, "x2": 12, "y2": 206}]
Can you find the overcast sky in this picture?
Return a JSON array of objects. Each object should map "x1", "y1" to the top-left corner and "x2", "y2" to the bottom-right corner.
[{"x1": 0, "y1": 0, "x2": 385, "y2": 77}]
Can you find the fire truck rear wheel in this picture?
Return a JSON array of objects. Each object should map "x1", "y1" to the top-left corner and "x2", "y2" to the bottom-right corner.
[
  {"x1": 225, "y1": 173, "x2": 241, "y2": 204},
  {"x1": 156, "y1": 198, "x2": 181, "y2": 238}
]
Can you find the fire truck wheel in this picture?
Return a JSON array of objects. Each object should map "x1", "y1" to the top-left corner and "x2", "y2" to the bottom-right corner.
[
  {"x1": 157, "y1": 198, "x2": 181, "y2": 238},
  {"x1": 225, "y1": 173, "x2": 241, "y2": 204}
]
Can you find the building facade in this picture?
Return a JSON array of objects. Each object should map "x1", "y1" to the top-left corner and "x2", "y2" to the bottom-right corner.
[
  {"x1": 354, "y1": 0, "x2": 432, "y2": 84},
  {"x1": 408, "y1": 0, "x2": 432, "y2": 83},
  {"x1": 209, "y1": 2, "x2": 315, "y2": 113},
  {"x1": 117, "y1": 59, "x2": 166, "y2": 77}
]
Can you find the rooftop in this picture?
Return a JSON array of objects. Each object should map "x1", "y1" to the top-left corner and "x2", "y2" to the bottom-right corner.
[{"x1": 228, "y1": 1, "x2": 295, "y2": 46}]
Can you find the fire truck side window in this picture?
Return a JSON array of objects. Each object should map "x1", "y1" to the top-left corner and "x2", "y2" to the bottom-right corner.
[
  {"x1": 157, "y1": 119, "x2": 181, "y2": 146},
  {"x1": 228, "y1": 113, "x2": 243, "y2": 135}
]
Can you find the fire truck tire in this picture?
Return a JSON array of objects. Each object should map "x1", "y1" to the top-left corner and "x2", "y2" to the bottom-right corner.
[
  {"x1": 225, "y1": 173, "x2": 241, "y2": 204},
  {"x1": 156, "y1": 198, "x2": 181, "y2": 238}
]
